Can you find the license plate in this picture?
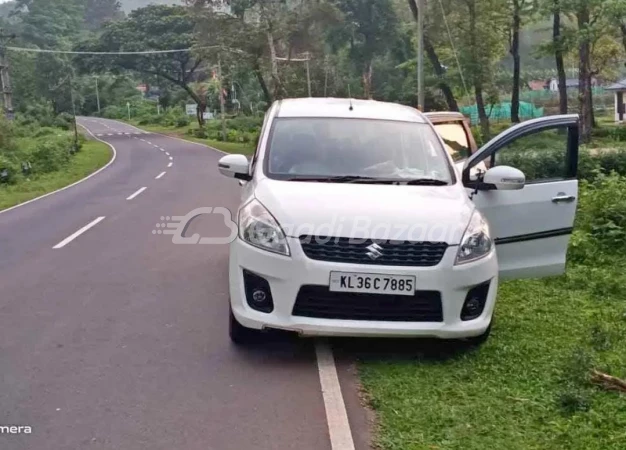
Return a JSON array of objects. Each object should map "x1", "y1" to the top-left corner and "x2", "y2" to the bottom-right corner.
[{"x1": 329, "y1": 272, "x2": 415, "y2": 296}]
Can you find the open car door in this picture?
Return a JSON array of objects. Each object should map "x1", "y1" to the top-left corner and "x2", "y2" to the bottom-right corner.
[{"x1": 462, "y1": 115, "x2": 579, "y2": 280}]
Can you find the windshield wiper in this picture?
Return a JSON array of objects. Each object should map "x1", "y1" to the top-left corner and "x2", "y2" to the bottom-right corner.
[
  {"x1": 287, "y1": 175, "x2": 392, "y2": 184},
  {"x1": 286, "y1": 176, "x2": 448, "y2": 185},
  {"x1": 403, "y1": 178, "x2": 449, "y2": 186}
]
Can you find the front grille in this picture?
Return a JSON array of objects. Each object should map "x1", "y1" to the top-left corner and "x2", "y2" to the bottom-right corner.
[
  {"x1": 292, "y1": 285, "x2": 443, "y2": 322},
  {"x1": 299, "y1": 236, "x2": 448, "y2": 267}
]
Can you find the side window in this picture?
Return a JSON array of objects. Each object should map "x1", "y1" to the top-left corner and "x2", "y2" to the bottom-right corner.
[
  {"x1": 489, "y1": 127, "x2": 570, "y2": 183},
  {"x1": 433, "y1": 122, "x2": 471, "y2": 162}
]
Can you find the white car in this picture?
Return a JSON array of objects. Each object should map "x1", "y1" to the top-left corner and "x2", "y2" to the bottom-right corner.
[{"x1": 218, "y1": 98, "x2": 579, "y2": 345}]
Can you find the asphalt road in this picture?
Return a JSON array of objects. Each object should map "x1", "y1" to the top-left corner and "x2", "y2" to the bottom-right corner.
[{"x1": 0, "y1": 118, "x2": 371, "y2": 450}]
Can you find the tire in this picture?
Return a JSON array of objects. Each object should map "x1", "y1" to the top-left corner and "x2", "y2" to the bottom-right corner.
[{"x1": 229, "y1": 306, "x2": 260, "y2": 345}]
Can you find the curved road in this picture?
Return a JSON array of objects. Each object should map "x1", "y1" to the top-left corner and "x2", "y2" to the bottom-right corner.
[{"x1": 0, "y1": 118, "x2": 370, "y2": 450}]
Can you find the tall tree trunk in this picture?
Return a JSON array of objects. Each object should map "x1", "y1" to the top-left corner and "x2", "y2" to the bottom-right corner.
[
  {"x1": 553, "y1": 0, "x2": 568, "y2": 115},
  {"x1": 407, "y1": 0, "x2": 459, "y2": 111},
  {"x1": 362, "y1": 61, "x2": 373, "y2": 99},
  {"x1": 424, "y1": 37, "x2": 459, "y2": 111},
  {"x1": 196, "y1": 101, "x2": 207, "y2": 127},
  {"x1": 510, "y1": 0, "x2": 521, "y2": 123},
  {"x1": 253, "y1": 59, "x2": 272, "y2": 105},
  {"x1": 577, "y1": 6, "x2": 593, "y2": 143},
  {"x1": 266, "y1": 30, "x2": 282, "y2": 99},
  {"x1": 468, "y1": 0, "x2": 489, "y2": 138}
]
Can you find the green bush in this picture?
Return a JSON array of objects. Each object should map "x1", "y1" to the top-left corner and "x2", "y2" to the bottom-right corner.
[
  {"x1": 29, "y1": 138, "x2": 72, "y2": 173},
  {"x1": 175, "y1": 115, "x2": 191, "y2": 128},
  {"x1": 569, "y1": 173, "x2": 626, "y2": 263},
  {"x1": 193, "y1": 128, "x2": 207, "y2": 138},
  {"x1": 0, "y1": 154, "x2": 19, "y2": 184},
  {"x1": 33, "y1": 127, "x2": 57, "y2": 138}
]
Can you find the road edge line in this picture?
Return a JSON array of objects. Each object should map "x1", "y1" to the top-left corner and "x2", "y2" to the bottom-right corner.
[
  {"x1": 315, "y1": 341, "x2": 356, "y2": 450},
  {"x1": 0, "y1": 124, "x2": 117, "y2": 216}
]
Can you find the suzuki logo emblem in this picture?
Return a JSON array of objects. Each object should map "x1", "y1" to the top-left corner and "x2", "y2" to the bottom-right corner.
[{"x1": 366, "y1": 243, "x2": 384, "y2": 260}]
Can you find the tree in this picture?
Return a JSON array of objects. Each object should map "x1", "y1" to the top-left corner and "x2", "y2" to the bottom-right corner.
[
  {"x1": 75, "y1": 5, "x2": 208, "y2": 125},
  {"x1": 84, "y1": 0, "x2": 124, "y2": 31},
  {"x1": 330, "y1": 0, "x2": 398, "y2": 98},
  {"x1": 406, "y1": 0, "x2": 459, "y2": 111},
  {"x1": 552, "y1": 0, "x2": 568, "y2": 115},
  {"x1": 508, "y1": 0, "x2": 535, "y2": 123}
]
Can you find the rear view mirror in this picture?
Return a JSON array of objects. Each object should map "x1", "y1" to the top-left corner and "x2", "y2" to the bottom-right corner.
[
  {"x1": 218, "y1": 154, "x2": 251, "y2": 181},
  {"x1": 482, "y1": 166, "x2": 525, "y2": 190}
]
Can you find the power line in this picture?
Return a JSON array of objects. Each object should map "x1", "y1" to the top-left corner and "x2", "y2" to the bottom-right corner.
[{"x1": 5, "y1": 45, "x2": 226, "y2": 55}]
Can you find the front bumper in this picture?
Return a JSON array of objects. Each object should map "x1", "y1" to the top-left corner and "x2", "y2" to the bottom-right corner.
[{"x1": 229, "y1": 237, "x2": 498, "y2": 339}]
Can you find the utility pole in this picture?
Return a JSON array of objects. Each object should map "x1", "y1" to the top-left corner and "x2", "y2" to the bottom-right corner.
[
  {"x1": 323, "y1": 55, "x2": 329, "y2": 97},
  {"x1": 417, "y1": 0, "x2": 425, "y2": 111},
  {"x1": 305, "y1": 52, "x2": 312, "y2": 97},
  {"x1": 95, "y1": 76, "x2": 101, "y2": 114},
  {"x1": 218, "y1": 54, "x2": 227, "y2": 142},
  {"x1": 69, "y1": 73, "x2": 79, "y2": 149},
  {"x1": 0, "y1": 29, "x2": 16, "y2": 120}
]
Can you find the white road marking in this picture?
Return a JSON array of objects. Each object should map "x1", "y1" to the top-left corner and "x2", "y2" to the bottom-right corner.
[
  {"x1": 140, "y1": 139, "x2": 146, "y2": 142},
  {"x1": 118, "y1": 133, "x2": 123, "y2": 135},
  {"x1": 53, "y1": 216, "x2": 106, "y2": 249},
  {"x1": 155, "y1": 171, "x2": 166, "y2": 179},
  {"x1": 96, "y1": 133, "x2": 104, "y2": 137},
  {"x1": 126, "y1": 187, "x2": 147, "y2": 200},
  {"x1": 165, "y1": 152, "x2": 170, "y2": 156},
  {"x1": 0, "y1": 124, "x2": 117, "y2": 216},
  {"x1": 160, "y1": 148, "x2": 165, "y2": 152},
  {"x1": 315, "y1": 342, "x2": 356, "y2": 450},
  {"x1": 146, "y1": 141, "x2": 152, "y2": 145},
  {"x1": 169, "y1": 156, "x2": 173, "y2": 161},
  {"x1": 167, "y1": 162, "x2": 173, "y2": 168},
  {"x1": 107, "y1": 134, "x2": 114, "y2": 136}
]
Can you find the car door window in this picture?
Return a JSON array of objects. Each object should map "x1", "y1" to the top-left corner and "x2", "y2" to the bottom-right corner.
[
  {"x1": 433, "y1": 122, "x2": 471, "y2": 162},
  {"x1": 486, "y1": 127, "x2": 571, "y2": 183}
]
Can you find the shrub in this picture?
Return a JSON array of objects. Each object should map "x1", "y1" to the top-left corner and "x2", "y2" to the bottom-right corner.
[
  {"x1": 175, "y1": 115, "x2": 191, "y2": 128},
  {"x1": 193, "y1": 128, "x2": 207, "y2": 139},
  {"x1": 33, "y1": 127, "x2": 56, "y2": 138},
  {"x1": 0, "y1": 154, "x2": 19, "y2": 184},
  {"x1": 569, "y1": 173, "x2": 626, "y2": 263},
  {"x1": 30, "y1": 138, "x2": 72, "y2": 173}
]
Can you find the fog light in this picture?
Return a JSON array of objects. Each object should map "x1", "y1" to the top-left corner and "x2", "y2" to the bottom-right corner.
[
  {"x1": 252, "y1": 289, "x2": 267, "y2": 304},
  {"x1": 243, "y1": 270, "x2": 274, "y2": 313},
  {"x1": 465, "y1": 297, "x2": 482, "y2": 315},
  {"x1": 461, "y1": 281, "x2": 490, "y2": 321}
]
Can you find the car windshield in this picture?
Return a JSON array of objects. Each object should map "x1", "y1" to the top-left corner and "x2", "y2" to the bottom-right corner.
[{"x1": 265, "y1": 118, "x2": 453, "y2": 184}]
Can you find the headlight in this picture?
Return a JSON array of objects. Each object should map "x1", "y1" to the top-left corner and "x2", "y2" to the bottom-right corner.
[
  {"x1": 455, "y1": 210, "x2": 492, "y2": 265},
  {"x1": 238, "y1": 199, "x2": 290, "y2": 256}
]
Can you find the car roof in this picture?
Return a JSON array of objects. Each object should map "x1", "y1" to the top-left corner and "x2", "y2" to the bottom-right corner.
[
  {"x1": 275, "y1": 98, "x2": 427, "y2": 123},
  {"x1": 424, "y1": 111, "x2": 467, "y2": 123}
]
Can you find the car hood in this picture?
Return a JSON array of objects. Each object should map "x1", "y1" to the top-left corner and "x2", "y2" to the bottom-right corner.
[{"x1": 254, "y1": 179, "x2": 473, "y2": 244}]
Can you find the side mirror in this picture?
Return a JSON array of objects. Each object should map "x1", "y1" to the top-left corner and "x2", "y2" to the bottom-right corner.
[
  {"x1": 482, "y1": 165, "x2": 525, "y2": 190},
  {"x1": 218, "y1": 154, "x2": 251, "y2": 181}
]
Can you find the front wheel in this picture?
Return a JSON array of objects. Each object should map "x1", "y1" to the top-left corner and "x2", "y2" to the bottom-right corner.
[{"x1": 229, "y1": 306, "x2": 261, "y2": 345}]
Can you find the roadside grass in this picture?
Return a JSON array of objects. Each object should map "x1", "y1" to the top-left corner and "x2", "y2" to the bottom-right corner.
[
  {"x1": 127, "y1": 122, "x2": 256, "y2": 155},
  {"x1": 358, "y1": 262, "x2": 626, "y2": 449},
  {"x1": 357, "y1": 173, "x2": 626, "y2": 450},
  {"x1": 0, "y1": 140, "x2": 112, "y2": 211}
]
